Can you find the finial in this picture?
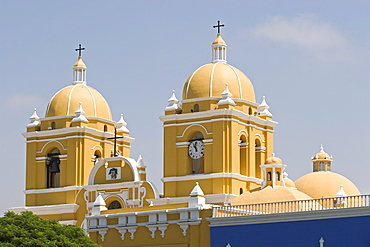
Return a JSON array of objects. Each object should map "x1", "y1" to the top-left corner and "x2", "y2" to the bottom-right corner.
[
  {"x1": 72, "y1": 102, "x2": 88, "y2": 123},
  {"x1": 258, "y1": 96, "x2": 273, "y2": 117},
  {"x1": 149, "y1": 201, "x2": 154, "y2": 206},
  {"x1": 320, "y1": 144, "x2": 324, "y2": 153},
  {"x1": 272, "y1": 153, "x2": 275, "y2": 157},
  {"x1": 75, "y1": 44, "x2": 85, "y2": 57},
  {"x1": 116, "y1": 113, "x2": 129, "y2": 133},
  {"x1": 165, "y1": 90, "x2": 181, "y2": 112},
  {"x1": 27, "y1": 108, "x2": 41, "y2": 127},
  {"x1": 213, "y1": 20, "x2": 225, "y2": 34},
  {"x1": 196, "y1": 182, "x2": 199, "y2": 186},
  {"x1": 218, "y1": 83, "x2": 236, "y2": 106}
]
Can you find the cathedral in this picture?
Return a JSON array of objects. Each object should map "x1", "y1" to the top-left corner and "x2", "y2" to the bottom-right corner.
[{"x1": 11, "y1": 23, "x2": 370, "y2": 247}]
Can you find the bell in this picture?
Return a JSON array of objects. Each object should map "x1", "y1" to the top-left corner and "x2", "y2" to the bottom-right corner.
[{"x1": 49, "y1": 157, "x2": 60, "y2": 173}]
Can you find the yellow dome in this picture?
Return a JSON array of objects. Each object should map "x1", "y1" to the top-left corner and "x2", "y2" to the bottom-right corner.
[
  {"x1": 265, "y1": 157, "x2": 282, "y2": 164},
  {"x1": 182, "y1": 63, "x2": 255, "y2": 102},
  {"x1": 295, "y1": 171, "x2": 360, "y2": 199},
  {"x1": 284, "y1": 177, "x2": 296, "y2": 188},
  {"x1": 46, "y1": 84, "x2": 112, "y2": 120},
  {"x1": 231, "y1": 186, "x2": 312, "y2": 205}
]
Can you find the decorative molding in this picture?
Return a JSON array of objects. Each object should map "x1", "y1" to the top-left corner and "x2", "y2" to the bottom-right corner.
[
  {"x1": 59, "y1": 220, "x2": 77, "y2": 225},
  {"x1": 9, "y1": 204, "x2": 80, "y2": 215},
  {"x1": 160, "y1": 109, "x2": 278, "y2": 132},
  {"x1": 178, "y1": 124, "x2": 212, "y2": 138},
  {"x1": 24, "y1": 186, "x2": 83, "y2": 194},
  {"x1": 181, "y1": 97, "x2": 259, "y2": 107},
  {"x1": 162, "y1": 173, "x2": 263, "y2": 184}
]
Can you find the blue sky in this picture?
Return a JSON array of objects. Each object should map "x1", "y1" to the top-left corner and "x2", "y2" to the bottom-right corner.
[{"x1": 1, "y1": 1, "x2": 370, "y2": 213}]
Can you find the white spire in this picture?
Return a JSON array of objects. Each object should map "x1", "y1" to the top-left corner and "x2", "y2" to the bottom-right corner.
[
  {"x1": 116, "y1": 114, "x2": 129, "y2": 133},
  {"x1": 320, "y1": 144, "x2": 324, "y2": 153},
  {"x1": 165, "y1": 90, "x2": 181, "y2": 112},
  {"x1": 137, "y1": 155, "x2": 146, "y2": 168},
  {"x1": 71, "y1": 102, "x2": 89, "y2": 123},
  {"x1": 218, "y1": 83, "x2": 236, "y2": 106},
  {"x1": 336, "y1": 185, "x2": 348, "y2": 197},
  {"x1": 27, "y1": 108, "x2": 41, "y2": 127},
  {"x1": 258, "y1": 96, "x2": 272, "y2": 117},
  {"x1": 188, "y1": 182, "x2": 206, "y2": 207},
  {"x1": 92, "y1": 193, "x2": 107, "y2": 216}
]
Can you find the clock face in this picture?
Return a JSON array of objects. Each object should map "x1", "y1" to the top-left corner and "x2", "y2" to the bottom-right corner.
[{"x1": 189, "y1": 140, "x2": 204, "y2": 159}]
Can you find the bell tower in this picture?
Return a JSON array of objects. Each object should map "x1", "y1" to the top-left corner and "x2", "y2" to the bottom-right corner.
[
  {"x1": 23, "y1": 46, "x2": 134, "y2": 225},
  {"x1": 160, "y1": 23, "x2": 278, "y2": 204}
]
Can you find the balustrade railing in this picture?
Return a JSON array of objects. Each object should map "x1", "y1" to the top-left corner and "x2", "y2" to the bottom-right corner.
[{"x1": 213, "y1": 194, "x2": 370, "y2": 218}]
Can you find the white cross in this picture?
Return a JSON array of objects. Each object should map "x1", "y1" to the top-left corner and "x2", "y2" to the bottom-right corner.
[{"x1": 319, "y1": 237, "x2": 324, "y2": 247}]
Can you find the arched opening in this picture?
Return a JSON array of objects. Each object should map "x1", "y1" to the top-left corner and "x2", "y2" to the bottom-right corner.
[
  {"x1": 239, "y1": 188, "x2": 243, "y2": 195},
  {"x1": 327, "y1": 162, "x2": 331, "y2": 171},
  {"x1": 47, "y1": 148, "x2": 60, "y2": 188},
  {"x1": 108, "y1": 200, "x2": 122, "y2": 210},
  {"x1": 239, "y1": 135, "x2": 248, "y2": 176},
  {"x1": 313, "y1": 162, "x2": 316, "y2": 172},
  {"x1": 255, "y1": 139, "x2": 262, "y2": 179},
  {"x1": 51, "y1": 122, "x2": 56, "y2": 129},
  {"x1": 189, "y1": 132, "x2": 204, "y2": 174},
  {"x1": 319, "y1": 162, "x2": 324, "y2": 171},
  {"x1": 194, "y1": 104, "x2": 200, "y2": 112},
  {"x1": 94, "y1": 150, "x2": 102, "y2": 164},
  {"x1": 248, "y1": 107, "x2": 252, "y2": 115},
  {"x1": 104, "y1": 125, "x2": 107, "y2": 132},
  {"x1": 267, "y1": 172, "x2": 272, "y2": 181},
  {"x1": 276, "y1": 171, "x2": 280, "y2": 181}
]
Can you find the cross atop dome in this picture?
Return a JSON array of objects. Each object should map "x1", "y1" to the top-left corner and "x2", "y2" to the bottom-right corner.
[
  {"x1": 213, "y1": 20, "x2": 225, "y2": 34},
  {"x1": 75, "y1": 44, "x2": 85, "y2": 57},
  {"x1": 73, "y1": 44, "x2": 87, "y2": 84}
]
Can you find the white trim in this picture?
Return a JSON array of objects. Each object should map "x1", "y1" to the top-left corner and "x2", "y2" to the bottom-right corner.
[
  {"x1": 88, "y1": 156, "x2": 140, "y2": 185},
  {"x1": 24, "y1": 186, "x2": 83, "y2": 194},
  {"x1": 160, "y1": 108, "x2": 278, "y2": 132},
  {"x1": 24, "y1": 126, "x2": 135, "y2": 144},
  {"x1": 161, "y1": 173, "x2": 263, "y2": 184},
  {"x1": 254, "y1": 133, "x2": 265, "y2": 143},
  {"x1": 9, "y1": 204, "x2": 80, "y2": 215},
  {"x1": 178, "y1": 124, "x2": 212, "y2": 138},
  {"x1": 208, "y1": 206, "x2": 370, "y2": 227},
  {"x1": 84, "y1": 181, "x2": 143, "y2": 191},
  {"x1": 210, "y1": 63, "x2": 216, "y2": 97},
  {"x1": 185, "y1": 64, "x2": 208, "y2": 99},
  {"x1": 59, "y1": 220, "x2": 77, "y2": 225},
  {"x1": 181, "y1": 97, "x2": 259, "y2": 107},
  {"x1": 228, "y1": 64, "x2": 242, "y2": 99}
]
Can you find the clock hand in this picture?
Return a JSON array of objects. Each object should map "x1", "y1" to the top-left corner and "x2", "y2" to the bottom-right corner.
[{"x1": 194, "y1": 143, "x2": 198, "y2": 152}]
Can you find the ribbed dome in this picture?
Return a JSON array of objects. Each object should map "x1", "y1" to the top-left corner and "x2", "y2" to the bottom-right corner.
[
  {"x1": 182, "y1": 63, "x2": 255, "y2": 102},
  {"x1": 46, "y1": 84, "x2": 112, "y2": 120},
  {"x1": 265, "y1": 157, "x2": 282, "y2": 164},
  {"x1": 295, "y1": 172, "x2": 360, "y2": 199}
]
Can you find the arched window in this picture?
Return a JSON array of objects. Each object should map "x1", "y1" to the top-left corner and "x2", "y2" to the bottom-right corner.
[
  {"x1": 51, "y1": 122, "x2": 56, "y2": 129},
  {"x1": 194, "y1": 104, "x2": 199, "y2": 112},
  {"x1": 267, "y1": 172, "x2": 272, "y2": 181},
  {"x1": 108, "y1": 200, "x2": 122, "y2": 210},
  {"x1": 248, "y1": 107, "x2": 252, "y2": 115},
  {"x1": 276, "y1": 171, "x2": 280, "y2": 181},
  {"x1": 255, "y1": 139, "x2": 262, "y2": 178},
  {"x1": 104, "y1": 125, "x2": 107, "y2": 132},
  {"x1": 239, "y1": 188, "x2": 243, "y2": 195},
  {"x1": 319, "y1": 162, "x2": 324, "y2": 171},
  {"x1": 327, "y1": 162, "x2": 331, "y2": 171},
  {"x1": 313, "y1": 162, "x2": 316, "y2": 172},
  {"x1": 47, "y1": 148, "x2": 60, "y2": 188},
  {"x1": 94, "y1": 150, "x2": 102, "y2": 164},
  {"x1": 239, "y1": 135, "x2": 247, "y2": 176}
]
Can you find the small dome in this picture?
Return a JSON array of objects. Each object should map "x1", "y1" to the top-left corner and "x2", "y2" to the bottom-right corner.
[
  {"x1": 313, "y1": 144, "x2": 332, "y2": 160},
  {"x1": 74, "y1": 56, "x2": 86, "y2": 68},
  {"x1": 231, "y1": 186, "x2": 313, "y2": 205},
  {"x1": 212, "y1": 33, "x2": 226, "y2": 45},
  {"x1": 182, "y1": 63, "x2": 255, "y2": 102},
  {"x1": 46, "y1": 84, "x2": 112, "y2": 120},
  {"x1": 295, "y1": 172, "x2": 360, "y2": 199},
  {"x1": 283, "y1": 172, "x2": 295, "y2": 188},
  {"x1": 265, "y1": 156, "x2": 282, "y2": 164}
]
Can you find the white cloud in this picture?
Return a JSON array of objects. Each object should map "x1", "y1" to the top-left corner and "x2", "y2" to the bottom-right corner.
[{"x1": 250, "y1": 15, "x2": 352, "y2": 61}]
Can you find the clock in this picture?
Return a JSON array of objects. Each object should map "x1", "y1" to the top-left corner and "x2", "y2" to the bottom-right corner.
[{"x1": 189, "y1": 140, "x2": 204, "y2": 159}]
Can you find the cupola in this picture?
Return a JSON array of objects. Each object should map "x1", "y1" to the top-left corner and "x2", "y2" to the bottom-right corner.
[{"x1": 312, "y1": 144, "x2": 333, "y2": 172}]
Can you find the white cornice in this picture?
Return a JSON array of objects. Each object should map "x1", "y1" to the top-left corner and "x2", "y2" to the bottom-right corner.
[
  {"x1": 159, "y1": 108, "x2": 278, "y2": 130},
  {"x1": 9, "y1": 204, "x2": 80, "y2": 215},
  {"x1": 208, "y1": 206, "x2": 370, "y2": 227},
  {"x1": 24, "y1": 186, "x2": 83, "y2": 194},
  {"x1": 161, "y1": 173, "x2": 263, "y2": 184},
  {"x1": 39, "y1": 115, "x2": 116, "y2": 125},
  {"x1": 181, "y1": 97, "x2": 259, "y2": 107},
  {"x1": 23, "y1": 126, "x2": 135, "y2": 144}
]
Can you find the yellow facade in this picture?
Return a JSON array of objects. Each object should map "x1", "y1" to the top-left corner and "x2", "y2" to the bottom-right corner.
[{"x1": 11, "y1": 29, "x2": 362, "y2": 247}]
